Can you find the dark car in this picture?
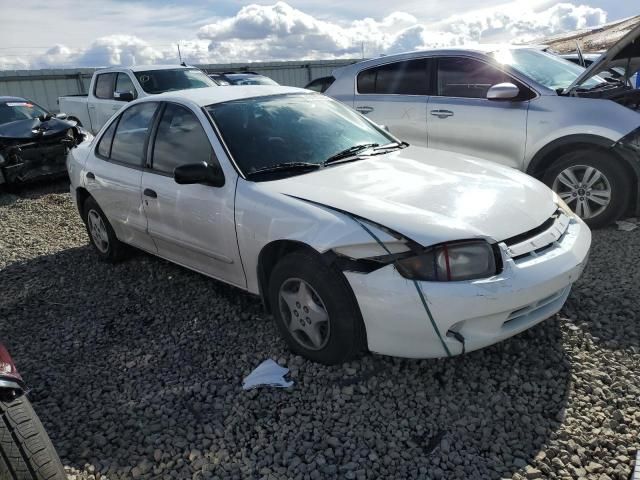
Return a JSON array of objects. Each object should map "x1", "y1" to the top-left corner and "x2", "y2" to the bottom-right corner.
[
  {"x1": 0, "y1": 96, "x2": 87, "y2": 186},
  {"x1": 304, "y1": 76, "x2": 335, "y2": 93},
  {"x1": 208, "y1": 72, "x2": 279, "y2": 86}
]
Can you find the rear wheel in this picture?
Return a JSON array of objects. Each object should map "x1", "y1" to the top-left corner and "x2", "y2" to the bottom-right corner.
[
  {"x1": 543, "y1": 149, "x2": 631, "y2": 228},
  {"x1": 0, "y1": 394, "x2": 66, "y2": 480},
  {"x1": 82, "y1": 196, "x2": 126, "y2": 262},
  {"x1": 268, "y1": 251, "x2": 366, "y2": 365}
]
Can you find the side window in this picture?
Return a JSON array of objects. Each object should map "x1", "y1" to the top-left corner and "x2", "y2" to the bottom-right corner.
[
  {"x1": 357, "y1": 59, "x2": 429, "y2": 95},
  {"x1": 96, "y1": 120, "x2": 117, "y2": 158},
  {"x1": 115, "y1": 73, "x2": 136, "y2": 98},
  {"x1": 110, "y1": 102, "x2": 158, "y2": 167},
  {"x1": 437, "y1": 57, "x2": 507, "y2": 98},
  {"x1": 94, "y1": 73, "x2": 116, "y2": 100},
  {"x1": 151, "y1": 104, "x2": 216, "y2": 176}
]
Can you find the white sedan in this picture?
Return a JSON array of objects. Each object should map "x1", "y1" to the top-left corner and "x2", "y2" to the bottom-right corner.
[{"x1": 67, "y1": 86, "x2": 591, "y2": 365}]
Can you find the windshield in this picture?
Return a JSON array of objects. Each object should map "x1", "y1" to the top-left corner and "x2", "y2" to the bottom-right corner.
[
  {"x1": 206, "y1": 93, "x2": 393, "y2": 177},
  {"x1": 134, "y1": 68, "x2": 216, "y2": 94},
  {"x1": 492, "y1": 48, "x2": 606, "y2": 91},
  {"x1": 227, "y1": 75, "x2": 279, "y2": 86},
  {"x1": 0, "y1": 101, "x2": 49, "y2": 124}
]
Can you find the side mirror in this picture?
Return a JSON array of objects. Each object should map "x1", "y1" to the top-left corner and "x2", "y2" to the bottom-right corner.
[
  {"x1": 55, "y1": 112, "x2": 68, "y2": 120},
  {"x1": 486, "y1": 82, "x2": 520, "y2": 101},
  {"x1": 174, "y1": 162, "x2": 225, "y2": 187},
  {"x1": 114, "y1": 91, "x2": 134, "y2": 102}
]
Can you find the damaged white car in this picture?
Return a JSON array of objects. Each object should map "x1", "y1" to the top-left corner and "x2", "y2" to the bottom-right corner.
[{"x1": 67, "y1": 86, "x2": 591, "y2": 364}]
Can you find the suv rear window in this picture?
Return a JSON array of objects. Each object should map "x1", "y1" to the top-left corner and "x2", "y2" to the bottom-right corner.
[{"x1": 357, "y1": 59, "x2": 429, "y2": 95}]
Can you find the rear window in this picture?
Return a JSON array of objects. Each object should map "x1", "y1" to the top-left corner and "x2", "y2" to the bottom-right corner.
[
  {"x1": 357, "y1": 59, "x2": 429, "y2": 95},
  {"x1": 133, "y1": 69, "x2": 216, "y2": 94}
]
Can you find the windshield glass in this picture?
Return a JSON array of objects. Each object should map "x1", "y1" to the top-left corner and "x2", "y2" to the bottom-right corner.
[
  {"x1": 492, "y1": 48, "x2": 605, "y2": 91},
  {"x1": 206, "y1": 93, "x2": 393, "y2": 177},
  {"x1": 134, "y1": 68, "x2": 216, "y2": 94},
  {"x1": 0, "y1": 101, "x2": 49, "y2": 124},
  {"x1": 227, "y1": 75, "x2": 279, "y2": 86}
]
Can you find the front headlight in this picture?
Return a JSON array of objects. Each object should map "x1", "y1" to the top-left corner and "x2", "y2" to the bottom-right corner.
[{"x1": 396, "y1": 240, "x2": 498, "y2": 281}]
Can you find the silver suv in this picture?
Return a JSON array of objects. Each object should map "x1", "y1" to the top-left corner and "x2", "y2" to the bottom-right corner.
[{"x1": 325, "y1": 28, "x2": 640, "y2": 228}]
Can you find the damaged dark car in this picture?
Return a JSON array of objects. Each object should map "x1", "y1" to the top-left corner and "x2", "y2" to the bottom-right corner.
[{"x1": 0, "y1": 96, "x2": 88, "y2": 187}]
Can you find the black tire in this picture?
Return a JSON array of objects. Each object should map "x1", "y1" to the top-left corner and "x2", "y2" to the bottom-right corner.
[
  {"x1": 0, "y1": 395, "x2": 66, "y2": 480},
  {"x1": 82, "y1": 196, "x2": 126, "y2": 262},
  {"x1": 268, "y1": 250, "x2": 366, "y2": 365},
  {"x1": 542, "y1": 149, "x2": 631, "y2": 229}
]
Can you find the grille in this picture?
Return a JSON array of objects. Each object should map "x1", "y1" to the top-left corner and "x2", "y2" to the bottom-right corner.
[{"x1": 503, "y1": 210, "x2": 570, "y2": 260}]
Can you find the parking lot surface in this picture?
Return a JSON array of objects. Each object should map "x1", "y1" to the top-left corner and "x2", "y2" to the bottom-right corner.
[{"x1": 0, "y1": 181, "x2": 638, "y2": 480}]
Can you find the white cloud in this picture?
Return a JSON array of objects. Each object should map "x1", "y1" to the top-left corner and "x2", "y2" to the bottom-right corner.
[{"x1": 0, "y1": 1, "x2": 610, "y2": 69}]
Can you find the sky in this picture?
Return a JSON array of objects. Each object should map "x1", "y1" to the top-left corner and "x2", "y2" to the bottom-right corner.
[{"x1": 0, "y1": 0, "x2": 635, "y2": 69}]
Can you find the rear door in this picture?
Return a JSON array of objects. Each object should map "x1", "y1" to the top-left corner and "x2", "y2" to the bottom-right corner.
[
  {"x1": 89, "y1": 72, "x2": 126, "y2": 133},
  {"x1": 426, "y1": 56, "x2": 530, "y2": 169},
  {"x1": 353, "y1": 58, "x2": 431, "y2": 146},
  {"x1": 141, "y1": 102, "x2": 245, "y2": 288},
  {"x1": 84, "y1": 102, "x2": 159, "y2": 252}
]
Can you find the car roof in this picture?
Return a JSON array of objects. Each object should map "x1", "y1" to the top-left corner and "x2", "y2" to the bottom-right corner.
[
  {"x1": 147, "y1": 85, "x2": 309, "y2": 107},
  {"x1": 96, "y1": 65, "x2": 198, "y2": 73},
  {"x1": 0, "y1": 96, "x2": 27, "y2": 103}
]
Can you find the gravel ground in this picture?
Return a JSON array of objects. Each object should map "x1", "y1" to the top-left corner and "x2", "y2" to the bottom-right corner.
[{"x1": 0, "y1": 180, "x2": 638, "y2": 480}]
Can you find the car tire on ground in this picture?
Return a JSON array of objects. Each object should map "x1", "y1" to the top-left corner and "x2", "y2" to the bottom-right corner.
[
  {"x1": 0, "y1": 395, "x2": 67, "y2": 480},
  {"x1": 268, "y1": 250, "x2": 367, "y2": 365},
  {"x1": 543, "y1": 149, "x2": 631, "y2": 229},
  {"x1": 82, "y1": 196, "x2": 126, "y2": 262}
]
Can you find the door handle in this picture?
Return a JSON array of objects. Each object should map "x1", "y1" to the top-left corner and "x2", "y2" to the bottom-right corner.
[
  {"x1": 86, "y1": 172, "x2": 95, "y2": 180},
  {"x1": 430, "y1": 109, "x2": 454, "y2": 119},
  {"x1": 88, "y1": 105, "x2": 96, "y2": 109},
  {"x1": 143, "y1": 188, "x2": 157, "y2": 199},
  {"x1": 356, "y1": 106, "x2": 374, "y2": 114}
]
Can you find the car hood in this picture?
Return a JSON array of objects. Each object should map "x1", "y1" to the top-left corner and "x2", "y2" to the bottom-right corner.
[
  {"x1": 260, "y1": 146, "x2": 557, "y2": 246},
  {"x1": 0, "y1": 117, "x2": 75, "y2": 141},
  {"x1": 566, "y1": 21, "x2": 640, "y2": 93}
]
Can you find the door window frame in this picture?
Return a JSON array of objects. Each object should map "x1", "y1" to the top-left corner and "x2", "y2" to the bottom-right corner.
[
  {"x1": 355, "y1": 58, "x2": 434, "y2": 97},
  {"x1": 432, "y1": 55, "x2": 538, "y2": 101},
  {"x1": 144, "y1": 101, "x2": 225, "y2": 185},
  {"x1": 94, "y1": 73, "x2": 117, "y2": 100},
  {"x1": 94, "y1": 101, "x2": 160, "y2": 170}
]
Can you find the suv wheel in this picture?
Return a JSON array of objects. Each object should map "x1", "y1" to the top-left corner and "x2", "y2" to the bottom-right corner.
[
  {"x1": 543, "y1": 149, "x2": 631, "y2": 228},
  {"x1": 268, "y1": 250, "x2": 366, "y2": 365}
]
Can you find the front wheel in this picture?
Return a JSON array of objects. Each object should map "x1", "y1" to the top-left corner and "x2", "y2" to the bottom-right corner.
[
  {"x1": 268, "y1": 251, "x2": 367, "y2": 365},
  {"x1": 0, "y1": 395, "x2": 66, "y2": 480},
  {"x1": 543, "y1": 149, "x2": 631, "y2": 229}
]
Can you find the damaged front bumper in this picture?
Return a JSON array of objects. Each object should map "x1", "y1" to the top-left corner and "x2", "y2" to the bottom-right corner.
[
  {"x1": 343, "y1": 215, "x2": 591, "y2": 358},
  {"x1": 0, "y1": 141, "x2": 69, "y2": 185}
]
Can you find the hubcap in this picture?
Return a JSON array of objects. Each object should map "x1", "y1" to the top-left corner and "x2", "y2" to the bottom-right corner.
[
  {"x1": 87, "y1": 209, "x2": 109, "y2": 253},
  {"x1": 552, "y1": 165, "x2": 611, "y2": 220},
  {"x1": 278, "y1": 278, "x2": 330, "y2": 351}
]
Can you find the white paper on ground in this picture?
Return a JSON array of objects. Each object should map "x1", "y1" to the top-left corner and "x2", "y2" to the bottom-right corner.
[
  {"x1": 242, "y1": 359, "x2": 294, "y2": 390},
  {"x1": 616, "y1": 220, "x2": 638, "y2": 232}
]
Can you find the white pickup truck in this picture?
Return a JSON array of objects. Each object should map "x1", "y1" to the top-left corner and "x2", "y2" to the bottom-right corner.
[{"x1": 58, "y1": 65, "x2": 216, "y2": 134}]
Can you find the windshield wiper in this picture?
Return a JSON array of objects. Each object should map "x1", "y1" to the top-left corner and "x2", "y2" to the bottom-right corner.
[
  {"x1": 323, "y1": 143, "x2": 379, "y2": 165},
  {"x1": 370, "y1": 141, "x2": 409, "y2": 153},
  {"x1": 245, "y1": 162, "x2": 321, "y2": 178}
]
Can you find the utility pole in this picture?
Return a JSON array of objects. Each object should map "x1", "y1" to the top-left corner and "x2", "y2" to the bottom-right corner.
[
  {"x1": 177, "y1": 43, "x2": 183, "y2": 63},
  {"x1": 361, "y1": 42, "x2": 364, "y2": 59}
]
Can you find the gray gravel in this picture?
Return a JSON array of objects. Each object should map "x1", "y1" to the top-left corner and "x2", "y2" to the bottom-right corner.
[{"x1": 0, "y1": 180, "x2": 638, "y2": 480}]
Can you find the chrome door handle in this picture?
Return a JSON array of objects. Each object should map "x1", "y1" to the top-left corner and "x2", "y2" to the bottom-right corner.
[
  {"x1": 88, "y1": 105, "x2": 96, "y2": 109},
  {"x1": 356, "y1": 106, "x2": 374, "y2": 114},
  {"x1": 430, "y1": 109, "x2": 454, "y2": 118}
]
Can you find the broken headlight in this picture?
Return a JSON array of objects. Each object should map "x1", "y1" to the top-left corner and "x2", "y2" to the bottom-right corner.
[{"x1": 396, "y1": 240, "x2": 498, "y2": 282}]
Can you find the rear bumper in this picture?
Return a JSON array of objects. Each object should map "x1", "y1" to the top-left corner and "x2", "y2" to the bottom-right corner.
[{"x1": 345, "y1": 216, "x2": 591, "y2": 358}]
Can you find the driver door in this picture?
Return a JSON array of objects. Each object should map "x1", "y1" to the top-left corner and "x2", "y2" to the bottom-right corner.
[
  {"x1": 427, "y1": 56, "x2": 530, "y2": 169},
  {"x1": 141, "y1": 102, "x2": 245, "y2": 288}
]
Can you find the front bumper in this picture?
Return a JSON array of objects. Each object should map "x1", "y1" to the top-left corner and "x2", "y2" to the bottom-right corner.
[
  {"x1": 0, "y1": 143, "x2": 68, "y2": 185},
  {"x1": 345, "y1": 216, "x2": 591, "y2": 358}
]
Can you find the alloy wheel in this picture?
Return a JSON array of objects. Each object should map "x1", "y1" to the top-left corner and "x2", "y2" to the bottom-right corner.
[
  {"x1": 278, "y1": 278, "x2": 330, "y2": 351},
  {"x1": 552, "y1": 165, "x2": 611, "y2": 219},
  {"x1": 87, "y1": 209, "x2": 109, "y2": 253}
]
